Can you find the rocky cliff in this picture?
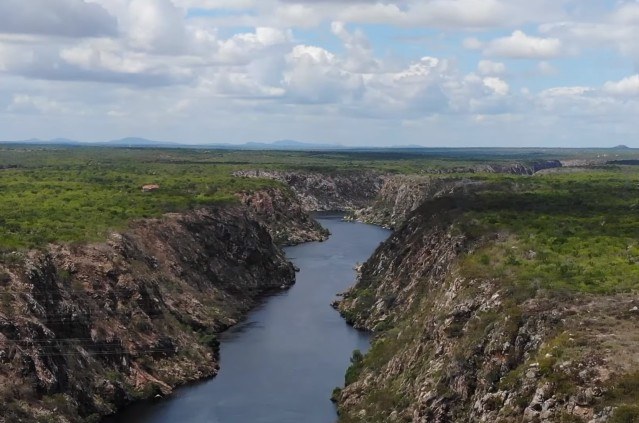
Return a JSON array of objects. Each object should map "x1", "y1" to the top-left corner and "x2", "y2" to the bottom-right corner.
[
  {"x1": 233, "y1": 170, "x2": 385, "y2": 211},
  {"x1": 382, "y1": 160, "x2": 563, "y2": 177},
  {"x1": 237, "y1": 188, "x2": 329, "y2": 245},
  {"x1": 351, "y1": 176, "x2": 482, "y2": 229},
  {"x1": 335, "y1": 192, "x2": 639, "y2": 423},
  {"x1": 233, "y1": 161, "x2": 560, "y2": 230},
  {"x1": 0, "y1": 189, "x2": 324, "y2": 423}
]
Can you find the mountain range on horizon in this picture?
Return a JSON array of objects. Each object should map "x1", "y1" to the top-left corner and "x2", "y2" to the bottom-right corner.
[
  {"x1": 0, "y1": 137, "x2": 355, "y2": 150},
  {"x1": 0, "y1": 137, "x2": 633, "y2": 151}
]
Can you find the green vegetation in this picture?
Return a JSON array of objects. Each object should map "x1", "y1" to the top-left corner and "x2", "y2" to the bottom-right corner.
[
  {"x1": 345, "y1": 349, "x2": 365, "y2": 386},
  {"x1": 605, "y1": 372, "x2": 639, "y2": 422},
  {"x1": 456, "y1": 168, "x2": 639, "y2": 294},
  {"x1": 0, "y1": 145, "x2": 517, "y2": 250},
  {"x1": 0, "y1": 148, "x2": 292, "y2": 249},
  {"x1": 2, "y1": 144, "x2": 639, "y2": 252},
  {"x1": 1, "y1": 144, "x2": 616, "y2": 251}
]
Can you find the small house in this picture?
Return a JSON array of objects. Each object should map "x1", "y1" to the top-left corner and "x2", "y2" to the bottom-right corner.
[{"x1": 142, "y1": 184, "x2": 160, "y2": 192}]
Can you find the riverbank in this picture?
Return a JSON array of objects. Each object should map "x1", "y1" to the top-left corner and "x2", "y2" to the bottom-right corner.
[
  {"x1": 104, "y1": 215, "x2": 390, "y2": 423},
  {"x1": 0, "y1": 189, "x2": 326, "y2": 423}
]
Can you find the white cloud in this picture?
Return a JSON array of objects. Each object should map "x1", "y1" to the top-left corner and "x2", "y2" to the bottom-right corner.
[
  {"x1": 125, "y1": 0, "x2": 188, "y2": 54},
  {"x1": 283, "y1": 45, "x2": 364, "y2": 104},
  {"x1": 463, "y1": 37, "x2": 484, "y2": 50},
  {"x1": 185, "y1": 0, "x2": 571, "y2": 30},
  {"x1": 539, "y1": 2, "x2": 639, "y2": 61},
  {"x1": 0, "y1": 0, "x2": 117, "y2": 38},
  {"x1": 7, "y1": 94, "x2": 71, "y2": 114},
  {"x1": 604, "y1": 75, "x2": 639, "y2": 97},
  {"x1": 61, "y1": 40, "x2": 151, "y2": 74},
  {"x1": 537, "y1": 61, "x2": 558, "y2": 76},
  {"x1": 330, "y1": 22, "x2": 379, "y2": 72},
  {"x1": 483, "y1": 77, "x2": 509, "y2": 95},
  {"x1": 610, "y1": 2, "x2": 639, "y2": 25},
  {"x1": 477, "y1": 60, "x2": 506, "y2": 75},
  {"x1": 216, "y1": 27, "x2": 292, "y2": 64},
  {"x1": 483, "y1": 30, "x2": 562, "y2": 59},
  {"x1": 1, "y1": 0, "x2": 639, "y2": 147}
]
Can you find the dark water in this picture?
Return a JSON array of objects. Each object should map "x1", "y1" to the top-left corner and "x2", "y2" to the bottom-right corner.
[{"x1": 110, "y1": 214, "x2": 390, "y2": 423}]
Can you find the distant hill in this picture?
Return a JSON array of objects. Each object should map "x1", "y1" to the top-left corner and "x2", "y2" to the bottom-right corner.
[
  {"x1": 104, "y1": 137, "x2": 181, "y2": 148},
  {"x1": 240, "y1": 140, "x2": 343, "y2": 150},
  {"x1": 0, "y1": 138, "x2": 346, "y2": 151}
]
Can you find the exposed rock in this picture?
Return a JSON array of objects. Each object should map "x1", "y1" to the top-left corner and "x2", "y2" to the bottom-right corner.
[
  {"x1": 237, "y1": 188, "x2": 329, "y2": 245},
  {"x1": 352, "y1": 176, "x2": 478, "y2": 229},
  {"x1": 334, "y1": 189, "x2": 639, "y2": 423},
  {"x1": 233, "y1": 170, "x2": 384, "y2": 212},
  {"x1": 0, "y1": 189, "x2": 324, "y2": 423}
]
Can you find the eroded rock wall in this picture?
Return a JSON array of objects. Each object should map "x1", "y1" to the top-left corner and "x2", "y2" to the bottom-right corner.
[
  {"x1": 0, "y1": 189, "x2": 324, "y2": 423},
  {"x1": 335, "y1": 195, "x2": 628, "y2": 423},
  {"x1": 233, "y1": 170, "x2": 385, "y2": 211}
]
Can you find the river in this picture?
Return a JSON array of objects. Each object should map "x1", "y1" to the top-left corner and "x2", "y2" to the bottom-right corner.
[{"x1": 110, "y1": 213, "x2": 390, "y2": 423}]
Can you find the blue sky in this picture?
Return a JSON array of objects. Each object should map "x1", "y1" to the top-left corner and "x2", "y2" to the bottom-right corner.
[{"x1": 0, "y1": 0, "x2": 638, "y2": 147}]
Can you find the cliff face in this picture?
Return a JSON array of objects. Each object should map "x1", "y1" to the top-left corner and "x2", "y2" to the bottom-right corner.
[
  {"x1": 351, "y1": 177, "x2": 480, "y2": 229},
  {"x1": 233, "y1": 170, "x2": 385, "y2": 211},
  {"x1": 473, "y1": 160, "x2": 562, "y2": 175},
  {"x1": 234, "y1": 163, "x2": 559, "y2": 231},
  {"x1": 237, "y1": 188, "x2": 329, "y2": 245},
  {"x1": 0, "y1": 189, "x2": 323, "y2": 423},
  {"x1": 336, "y1": 194, "x2": 637, "y2": 423}
]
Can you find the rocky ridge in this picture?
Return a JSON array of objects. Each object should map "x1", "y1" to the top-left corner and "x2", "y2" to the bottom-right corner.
[
  {"x1": 233, "y1": 160, "x2": 561, "y2": 229},
  {"x1": 237, "y1": 187, "x2": 329, "y2": 245},
  {"x1": 0, "y1": 188, "x2": 325, "y2": 423},
  {"x1": 232, "y1": 170, "x2": 385, "y2": 211},
  {"x1": 334, "y1": 189, "x2": 639, "y2": 422},
  {"x1": 351, "y1": 176, "x2": 482, "y2": 229}
]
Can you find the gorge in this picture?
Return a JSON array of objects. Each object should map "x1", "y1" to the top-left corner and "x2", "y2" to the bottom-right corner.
[{"x1": 1, "y1": 156, "x2": 638, "y2": 423}]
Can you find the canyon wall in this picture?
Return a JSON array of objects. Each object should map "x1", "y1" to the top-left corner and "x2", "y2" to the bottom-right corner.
[
  {"x1": 0, "y1": 189, "x2": 324, "y2": 423},
  {"x1": 335, "y1": 191, "x2": 633, "y2": 423}
]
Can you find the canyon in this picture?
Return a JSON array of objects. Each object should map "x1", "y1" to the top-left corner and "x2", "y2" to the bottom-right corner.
[{"x1": 1, "y1": 157, "x2": 636, "y2": 423}]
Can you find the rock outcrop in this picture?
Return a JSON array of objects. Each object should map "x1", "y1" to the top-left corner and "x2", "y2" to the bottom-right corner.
[
  {"x1": 335, "y1": 192, "x2": 639, "y2": 423},
  {"x1": 0, "y1": 189, "x2": 324, "y2": 423},
  {"x1": 234, "y1": 161, "x2": 561, "y2": 229},
  {"x1": 237, "y1": 188, "x2": 329, "y2": 245},
  {"x1": 351, "y1": 176, "x2": 481, "y2": 229},
  {"x1": 233, "y1": 170, "x2": 385, "y2": 211}
]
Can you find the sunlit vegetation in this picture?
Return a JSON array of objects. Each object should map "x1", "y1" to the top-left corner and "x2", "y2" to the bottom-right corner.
[
  {"x1": 0, "y1": 147, "x2": 283, "y2": 249},
  {"x1": 457, "y1": 168, "x2": 639, "y2": 294},
  {"x1": 0, "y1": 144, "x2": 574, "y2": 250},
  {"x1": 2, "y1": 144, "x2": 639, "y2": 257}
]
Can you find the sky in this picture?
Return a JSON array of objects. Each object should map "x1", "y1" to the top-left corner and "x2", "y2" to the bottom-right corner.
[{"x1": 0, "y1": 0, "x2": 638, "y2": 147}]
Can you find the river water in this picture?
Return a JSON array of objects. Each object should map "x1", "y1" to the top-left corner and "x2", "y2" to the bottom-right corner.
[{"x1": 111, "y1": 213, "x2": 390, "y2": 423}]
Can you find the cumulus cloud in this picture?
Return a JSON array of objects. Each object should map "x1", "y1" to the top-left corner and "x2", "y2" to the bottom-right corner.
[
  {"x1": 1, "y1": 0, "x2": 639, "y2": 146},
  {"x1": 539, "y1": 2, "x2": 639, "y2": 61},
  {"x1": 0, "y1": 0, "x2": 117, "y2": 38},
  {"x1": 477, "y1": 60, "x2": 506, "y2": 75},
  {"x1": 483, "y1": 77, "x2": 509, "y2": 95},
  {"x1": 483, "y1": 30, "x2": 562, "y2": 59},
  {"x1": 283, "y1": 45, "x2": 364, "y2": 104},
  {"x1": 125, "y1": 0, "x2": 188, "y2": 54},
  {"x1": 604, "y1": 75, "x2": 639, "y2": 97}
]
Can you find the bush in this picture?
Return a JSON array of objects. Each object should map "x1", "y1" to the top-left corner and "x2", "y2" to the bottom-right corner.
[
  {"x1": 345, "y1": 349, "x2": 365, "y2": 386},
  {"x1": 611, "y1": 406, "x2": 639, "y2": 423}
]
